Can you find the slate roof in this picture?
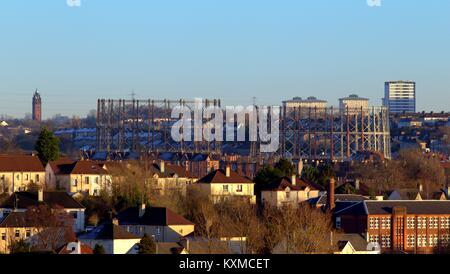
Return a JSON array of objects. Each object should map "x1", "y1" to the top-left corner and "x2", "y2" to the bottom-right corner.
[
  {"x1": 365, "y1": 200, "x2": 450, "y2": 215},
  {"x1": 389, "y1": 189, "x2": 421, "y2": 200},
  {"x1": 197, "y1": 169, "x2": 253, "y2": 184},
  {"x1": 118, "y1": 207, "x2": 194, "y2": 226},
  {"x1": 335, "y1": 181, "x2": 374, "y2": 196},
  {"x1": 0, "y1": 192, "x2": 85, "y2": 209},
  {"x1": 261, "y1": 177, "x2": 303, "y2": 192},
  {"x1": 152, "y1": 163, "x2": 191, "y2": 178},
  {"x1": 78, "y1": 223, "x2": 140, "y2": 240},
  {"x1": 0, "y1": 154, "x2": 44, "y2": 172},
  {"x1": 156, "y1": 242, "x2": 185, "y2": 254},
  {"x1": 313, "y1": 194, "x2": 369, "y2": 206},
  {"x1": 332, "y1": 233, "x2": 369, "y2": 251}
]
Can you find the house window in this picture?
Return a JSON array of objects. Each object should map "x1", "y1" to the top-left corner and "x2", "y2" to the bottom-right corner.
[
  {"x1": 16, "y1": 174, "x2": 20, "y2": 180},
  {"x1": 72, "y1": 212, "x2": 78, "y2": 219},
  {"x1": 407, "y1": 235, "x2": 416, "y2": 248},
  {"x1": 36, "y1": 174, "x2": 40, "y2": 182},
  {"x1": 223, "y1": 185, "x2": 229, "y2": 192},
  {"x1": 236, "y1": 185, "x2": 243, "y2": 193},
  {"x1": 15, "y1": 230, "x2": 20, "y2": 238},
  {"x1": 407, "y1": 217, "x2": 415, "y2": 229},
  {"x1": 26, "y1": 230, "x2": 31, "y2": 237},
  {"x1": 85, "y1": 177, "x2": 90, "y2": 184},
  {"x1": 285, "y1": 190, "x2": 290, "y2": 199},
  {"x1": 336, "y1": 217, "x2": 341, "y2": 229},
  {"x1": 156, "y1": 228, "x2": 161, "y2": 235},
  {"x1": 381, "y1": 235, "x2": 391, "y2": 248},
  {"x1": 1, "y1": 233, "x2": 5, "y2": 241},
  {"x1": 0, "y1": 175, "x2": 4, "y2": 182},
  {"x1": 369, "y1": 234, "x2": 379, "y2": 243},
  {"x1": 25, "y1": 174, "x2": 29, "y2": 180},
  {"x1": 429, "y1": 235, "x2": 438, "y2": 247},
  {"x1": 72, "y1": 179, "x2": 78, "y2": 187},
  {"x1": 95, "y1": 177, "x2": 99, "y2": 184},
  {"x1": 381, "y1": 217, "x2": 390, "y2": 229},
  {"x1": 429, "y1": 217, "x2": 438, "y2": 229},
  {"x1": 369, "y1": 217, "x2": 379, "y2": 229}
]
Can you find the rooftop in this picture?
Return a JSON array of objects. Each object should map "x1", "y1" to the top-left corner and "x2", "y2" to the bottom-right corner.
[
  {"x1": 0, "y1": 191, "x2": 85, "y2": 209},
  {"x1": 197, "y1": 169, "x2": 253, "y2": 185},
  {"x1": 0, "y1": 154, "x2": 44, "y2": 172}
]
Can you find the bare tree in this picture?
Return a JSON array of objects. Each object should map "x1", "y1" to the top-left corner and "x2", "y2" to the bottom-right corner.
[{"x1": 24, "y1": 205, "x2": 76, "y2": 253}]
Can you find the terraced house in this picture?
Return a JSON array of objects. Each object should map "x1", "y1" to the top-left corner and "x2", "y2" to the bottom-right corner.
[
  {"x1": 46, "y1": 159, "x2": 112, "y2": 196},
  {"x1": 196, "y1": 166, "x2": 256, "y2": 204},
  {"x1": 0, "y1": 154, "x2": 45, "y2": 193}
]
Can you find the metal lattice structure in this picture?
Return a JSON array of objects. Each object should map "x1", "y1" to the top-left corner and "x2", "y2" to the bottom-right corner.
[
  {"x1": 281, "y1": 105, "x2": 391, "y2": 161},
  {"x1": 96, "y1": 99, "x2": 221, "y2": 154}
]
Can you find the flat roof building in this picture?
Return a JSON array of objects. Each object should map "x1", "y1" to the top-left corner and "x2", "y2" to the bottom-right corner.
[{"x1": 383, "y1": 81, "x2": 416, "y2": 114}]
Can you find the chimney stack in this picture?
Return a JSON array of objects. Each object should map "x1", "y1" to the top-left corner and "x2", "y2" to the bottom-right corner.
[
  {"x1": 291, "y1": 174, "x2": 297, "y2": 186},
  {"x1": 112, "y1": 218, "x2": 119, "y2": 226},
  {"x1": 180, "y1": 238, "x2": 190, "y2": 253},
  {"x1": 226, "y1": 165, "x2": 231, "y2": 177},
  {"x1": 139, "y1": 203, "x2": 146, "y2": 218},
  {"x1": 297, "y1": 160, "x2": 304, "y2": 177},
  {"x1": 160, "y1": 161, "x2": 165, "y2": 173},
  {"x1": 38, "y1": 186, "x2": 44, "y2": 202},
  {"x1": 327, "y1": 178, "x2": 336, "y2": 210}
]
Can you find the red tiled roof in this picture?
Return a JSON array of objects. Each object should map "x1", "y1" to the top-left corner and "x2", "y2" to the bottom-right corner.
[
  {"x1": 197, "y1": 169, "x2": 253, "y2": 184},
  {"x1": 70, "y1": 160, "x2": 107, "y2": 175},
  {"x1": 58, "y1": 242, "x2": 94, "y2": 254},
  {"x1": 0, "y1": 154, "x2": 45, "y2": 172}
]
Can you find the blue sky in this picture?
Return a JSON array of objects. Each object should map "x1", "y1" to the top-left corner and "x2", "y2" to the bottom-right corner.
[{"x1": 1, "y1": 0, "x2": 450, "y2": 119}]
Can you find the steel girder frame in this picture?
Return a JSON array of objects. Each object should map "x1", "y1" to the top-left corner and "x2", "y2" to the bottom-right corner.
[{"x1": 281, "y1": 106, "x2": 391, "y2": 161}]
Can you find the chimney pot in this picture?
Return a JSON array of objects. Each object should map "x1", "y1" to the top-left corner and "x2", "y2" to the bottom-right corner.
[
  {"x1": 327, "y1": 178, "x2": 335, "y2": 210},
  {"x1": 139, "y1": 203, "x2": 146, "y2": 218},
  {"x1": 297, "y1": 160, "x2": 304, "y2": 177},
  {"x1": 291, "y1": 174, "x2": 296, "y2": 186},
  {"x1": 160, "y1": 161, "x2": 165, "y2": 173}
]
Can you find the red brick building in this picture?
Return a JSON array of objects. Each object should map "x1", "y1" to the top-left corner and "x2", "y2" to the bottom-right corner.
[
  {"x1": 334, "y1": 201, "x2": 450, "y2": 253},
  {"x1": 32, "y1": 89, "x2": 42, "y2": 122}
]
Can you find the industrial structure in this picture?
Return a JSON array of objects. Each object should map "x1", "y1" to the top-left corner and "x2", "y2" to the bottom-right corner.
[
  {"x1": 281, "y1": 97, "x2": 391, "y2": 161},
  {"x1": 96, "y1": 98, "x2": 222, "y2": 154},
  {"x1": 96, "y1": 96, "x2": 391, "y2": 162}
]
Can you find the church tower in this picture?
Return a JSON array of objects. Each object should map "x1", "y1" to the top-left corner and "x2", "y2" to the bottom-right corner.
[{"x1": 32, "y1": 89, "x2": 42, "y2": 122}]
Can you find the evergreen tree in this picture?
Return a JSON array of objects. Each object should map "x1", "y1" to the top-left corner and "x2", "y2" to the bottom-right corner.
[
  {"x1": 93, "y1": 244, "x2": 106, "y2": 254},
  {"x1": 137, "y1": 233, "x2": 156, "y2": 254},
  {"x1": 35, "y1": 126, "x2": 60, "y2": 165}
]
